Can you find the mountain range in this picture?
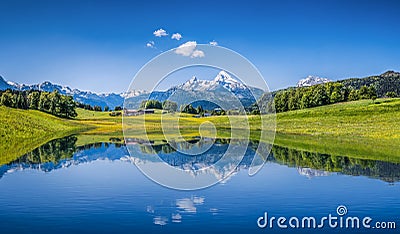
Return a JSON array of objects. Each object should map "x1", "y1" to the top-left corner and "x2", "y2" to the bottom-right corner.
[
  {"x1": 2, "y1": 70, "x2": 399, "y2": 110},
  {"x1": 0, "y1": 76, "x2": 124, "y2": 109},
  {"x1": 0, "y1": 71, "x2": 264, "y2": 110},
  {"x1": 124, "y1": 71, "x2": 265, "y2": 110}
]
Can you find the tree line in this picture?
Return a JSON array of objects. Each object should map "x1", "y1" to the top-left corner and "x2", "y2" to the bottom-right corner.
[
  {"x1": 267, "y1": 83, "x2": 377, "y2": 113},
  {"x1": 140, "y1": 100, "x2": 178, "y2": 112},
  {"x1": 0, "y1": 89, "x2": 77, "y2": 118},
  {"x1": 139, "y1": 99, "x2": 227, "y2": 116}
]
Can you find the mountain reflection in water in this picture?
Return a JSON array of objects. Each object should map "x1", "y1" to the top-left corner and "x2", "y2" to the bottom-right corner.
[{"x1": 1, "y1": 135, "x2": 399, "y2": 183}]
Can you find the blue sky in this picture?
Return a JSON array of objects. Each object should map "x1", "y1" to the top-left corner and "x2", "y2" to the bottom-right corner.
[{"x1": 0, "y1": 0, "x2": 399, "y2": 93}]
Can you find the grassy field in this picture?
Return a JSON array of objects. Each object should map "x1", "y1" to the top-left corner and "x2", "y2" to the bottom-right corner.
[
  {"x1": 74, "y1": 98, "x2": 400, "y2": 161},
  {"x1": 1, "y1": 98, "x2": 400, "y2": 164},
  {"x1": 0, "y1": 106, "x2": 90, "y2": 164}
]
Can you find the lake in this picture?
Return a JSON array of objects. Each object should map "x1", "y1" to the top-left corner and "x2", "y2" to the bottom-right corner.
[{"x1": 0, "y1": 136, "x2": 399, "y2": 233}]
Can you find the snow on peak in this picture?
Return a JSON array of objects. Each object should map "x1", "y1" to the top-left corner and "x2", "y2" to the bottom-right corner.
[
  {"x1": 213, "y1": 71, "x2": 237, "y2": 83},
  {"x1": 6, "y1": 81, "x2": 17, "y2": 86},
  {"x1": 212, "y1": 71, "x2": 246, "y2": 90},
  {"x1": 297, "y1": 75, "x2": 331, "y2": 87},
  {"x1": 121, "y1": 89, "x2": 149, "y2": 98},
  {"x1": 173, "y1": 71, "x2": 250, "y2": 92}
]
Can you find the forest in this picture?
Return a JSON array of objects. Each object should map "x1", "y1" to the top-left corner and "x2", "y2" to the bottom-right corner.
[{"x1": 0, "y1": 89, "x2": 77, "y2": 118}]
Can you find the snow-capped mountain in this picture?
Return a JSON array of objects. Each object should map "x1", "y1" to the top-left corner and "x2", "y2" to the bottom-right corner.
[
  {"x1": 125, "y1": 71, "x2": 265, "y2": 109},
  {"x1": 121, "y1": 89, "x2": 149, "y2": 98},
  {"x1": 1, "y1": 70, "x2": 265, "y2": 110},
  {"x1": 176, "y1": 71, "x2": 248, "y2": 92},
  {"x1": 296, "y1": 75, "x2": 332, "y2": 87},
  {"x1": 0, "y1": 76, "x2": 124, "y2": 109}
]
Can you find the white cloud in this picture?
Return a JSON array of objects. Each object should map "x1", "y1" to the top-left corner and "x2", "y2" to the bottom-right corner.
[
  {"x1": 146, "y1": 41, "x2": 155, "y2": 48},
  {"x1": 209, "y1": 41, "x2": 218, "y2": 46},
  {"x1": 153, "y1": 28, "x2": 168, "y2": 37},
  {"x1": 191, "y1": 49, "x2": 205, "y2": 58},
  {"x1": 175, "y1": 41, "x2": 196, "y2": 56},
  {"x1": 175, "y1": 41, "x2": 205, "y2": 58},
  {"x1": 171, "y1": 33, "x2": 182, "y2": 40}
]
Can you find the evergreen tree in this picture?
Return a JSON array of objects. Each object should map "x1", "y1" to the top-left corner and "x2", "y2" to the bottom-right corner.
[
  {"x1": 27, "y1": 91, "x2": 40, "y2": 109},
  {"x1": 162, "y1": 100, "x2": 178, "y2": 112},
  {"x1": 0, "y1": 90, "x2": 13, "y2": 107}
]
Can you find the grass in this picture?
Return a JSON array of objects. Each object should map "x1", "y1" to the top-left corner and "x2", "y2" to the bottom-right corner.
[
  {"x1": 0, "y1": 106, "x2": 91, "y2": 164},
  {"x1": 1, "y1": 98, "x2": 400, "y2": 165}
]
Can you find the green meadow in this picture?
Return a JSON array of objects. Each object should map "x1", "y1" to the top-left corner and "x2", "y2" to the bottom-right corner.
[{"x1": 1, "y1": 98, "x2": 400, "y2": 165}]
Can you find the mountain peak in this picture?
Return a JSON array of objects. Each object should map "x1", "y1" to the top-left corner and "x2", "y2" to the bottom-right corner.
[
  {"x1": 297, "y1": 75, "x2": 331, "y2": 87},
  {"x1": 189, "y1": 76, "x2": 198, "y2": 82},
  {"x1": 213, "y1": 71, "x2": 237, "y2": 83},
  {"x1": 381, "y1": 70, "x2": 400, "y2": 78}
]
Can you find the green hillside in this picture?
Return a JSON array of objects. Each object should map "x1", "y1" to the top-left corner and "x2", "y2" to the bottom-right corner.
[
  {"x1": 0, "y1": 106, "x2": 89, "y2": 164},
  {"x1": 339, "y1": 71, "x2": 400, "y2": 97}
]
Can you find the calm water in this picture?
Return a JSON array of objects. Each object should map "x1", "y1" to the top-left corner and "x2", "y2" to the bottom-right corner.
[{"x1": 0, "y1": 136, "x2": 399, "y2": 233}]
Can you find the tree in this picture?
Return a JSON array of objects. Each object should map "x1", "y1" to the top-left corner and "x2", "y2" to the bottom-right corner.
[
  {"x1": 329, "y1": 83, "x2": 344, "y2": 103},
  {"x1": 368, "y1": 86, "x2": 377, "y2": 102},
  {"x1": 59, "y1": 95, "x2": 77, "y2": 118},
  {"x1": 348, "y1": 89, "x2": 360, "y2": 101},
  {"x1": 39, "y1": 92, "x2": 51, "y2": 111},
  {"x1": 300, "y1": 91, "x2": 313, "y2": 109},
  {"x1": 104, "y1": 106, "x2": 110, "y2": 112},
  {"x1": 27, "y1": 91, "x2": 40, "y2": 109},
  {"x1": 181, "y1": 104, "x2": 197, "y2": 114},
  {"x1": 140, "y1": 100, "x2": 162, "y2": 109},
  {"x1": 139, "y1": 100, "x2": 147, "y2": 109},
  {"x1": 17, "y1": 92, "x2": 28, "y2": 109},
  {"x1": 0, "y1": 90, "x2": 13, "y2": 107},
  {"x1": 48, "y1": 90, "x2": 61, "y2": 115},
  {"x1": 312, "y1": 85, "x2": 329, "y2": 106},
  {"x1": 94, "y1": 105, "x2": 102, "y2": 111},
  {"x1": 288, "y1": 89, "x2": 302, "y2": 111},
  {"x1": 359, "y1": 85, "x2": 370, "y2": 99},
  {"x1": 274, "y1": 91, "x2": 289, "y2": 112},
  {"x1": 162, "y1": 100, "x2": 178, "y2": 112},
  {"x1": 196, "y1": 105, "x2": 204, "y2": 115},
  {"x1": 114, "y1": 106, "x2": 122, "y2": 111},
  {"x1": 386, "y1": 91, "x2": 397, "y2": 98},
  {"x1": 330, "y1": 91, "x2": 342, "y2": 103}
]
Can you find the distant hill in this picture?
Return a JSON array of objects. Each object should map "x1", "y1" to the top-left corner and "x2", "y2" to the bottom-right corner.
[
  {"x1": 275, "y1": 71, "x2": 400, "y2": 97},
  {"x1": 338, "y1": 71, "x2": 400, "y2": 97}
]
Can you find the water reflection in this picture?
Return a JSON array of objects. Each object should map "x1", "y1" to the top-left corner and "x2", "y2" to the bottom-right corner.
[
  {"x1": 1, "y1": 135, "x2": 399, "y2": 183},
  {"x1": 271, "y1": 145, "x2": 400, "y2": 183},
  {"x1": 1, "y1": 136, "x2": 399, "y2": 231}
]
